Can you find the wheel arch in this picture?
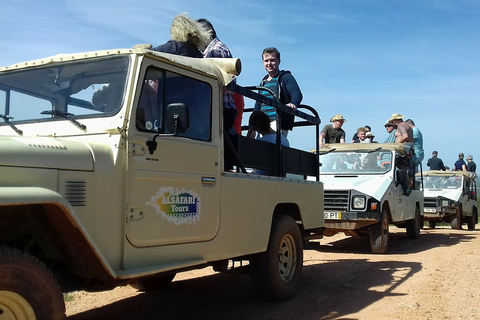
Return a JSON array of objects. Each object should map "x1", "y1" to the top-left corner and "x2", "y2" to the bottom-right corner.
[
  {"x1": 0, "y1": 201, "x2": 114, "y2": 289},
  {"x1": 273, "y1": 203, "x2": 304, "y2": 232},
  {"x1": 380, "y1": 201, "x2": 392, "y2": 222}
]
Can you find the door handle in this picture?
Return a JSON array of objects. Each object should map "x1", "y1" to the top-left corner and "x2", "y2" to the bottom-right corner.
[{"x1": 202, "y1": 177, "x2": 216, "y2": 185}]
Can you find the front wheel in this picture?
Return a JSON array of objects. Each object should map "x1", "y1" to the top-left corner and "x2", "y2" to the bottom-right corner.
[
  {"x1": 451, "y1": 206, "x2": 462, "y2": 230},
  {"x1": 0, "y1": 246, "x2": 65, "y2": 320},
  {"x1": 406, "y1": 206, "x2": 421, "y2": 239},
  {"x1": 250, "y1": 215, "x2": 303, "y2": 301},
  {"x1": 370, "y1": 208, "x2": 389, "y2": 254}
]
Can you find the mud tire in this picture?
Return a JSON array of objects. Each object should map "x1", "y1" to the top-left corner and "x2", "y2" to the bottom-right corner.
[
  {"x1": 370, "y1": 208, "x2": 389, "y2": 254},
  {"x1": 250, "y1": 215, "x2": 303, "y2": 301},
  {"x1": 0, "y1": 246, "x2": 65, "y2": 320},
  {"x1": 406, "y1": 206, "x2": 422, "y2": 239}
]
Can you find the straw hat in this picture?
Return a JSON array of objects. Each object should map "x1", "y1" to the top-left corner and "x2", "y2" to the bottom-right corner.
[
  {"x1": 388, "y1": 113, "x2": 404, "y2": 122},
  {"x1": 330, "y1": 114, "x2": 347, "y2": 122}
]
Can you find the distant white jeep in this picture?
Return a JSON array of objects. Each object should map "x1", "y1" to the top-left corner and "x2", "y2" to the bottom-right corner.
[
  {"x1": 417, "y1": 170, "x2": 478, "y2": 229},
  {"x1": 317, "y1": 143, "x2": 424, "y2": 253}
]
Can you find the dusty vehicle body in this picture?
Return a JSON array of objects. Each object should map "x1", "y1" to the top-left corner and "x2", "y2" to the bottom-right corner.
[
  {"x1": 317, "y1": 143, "x2": 423, "y2": 253},
  {"x1": 418, "y1": 170, "x2": 478, "y2": 229},
  {"x1": 0, "y1": 47, "x2": 324, "y2": 319}
]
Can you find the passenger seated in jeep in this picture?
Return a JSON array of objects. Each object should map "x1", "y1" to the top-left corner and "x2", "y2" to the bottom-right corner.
[{"x1": 248, "y1": 110, "x2": 289, "y2": 175}]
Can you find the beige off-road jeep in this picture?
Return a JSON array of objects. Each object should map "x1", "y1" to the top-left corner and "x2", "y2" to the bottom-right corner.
[
  {"x1": 316, "y1": 143, "x2": 424, "y2": 253},
  {"x1": 0, "y1": 47, "x2": 324, "y2": 319},
  {"x1": 417, "y1": 170, "x2": 478, "y2": 229}
]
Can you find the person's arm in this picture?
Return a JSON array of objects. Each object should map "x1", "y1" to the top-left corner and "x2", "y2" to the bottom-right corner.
[
  {"x1": 152, "y1": 40, "x2": 178, "y2": 54},
  {"x1": 439, "y1": 160, "x2": 445, "y2": 171},
  {"x1": 282, "y1": 73, "x2": 302, "y2": 109},
  {"x1": 319, "y1": 132, "x2": 326, "y2": 148},
  {"x1": 462, "y1": 163, "x2": 467, "y2": 171}
]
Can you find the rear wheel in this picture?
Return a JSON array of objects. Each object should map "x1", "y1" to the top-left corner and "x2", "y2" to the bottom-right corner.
[
  {"x1": 250, "y1": 215, "x2": 303, "y2": 301},
  {"x1": 370, "y1": 208, "x2": 389, "y2": 254},
  {"x1": 0, "y1": 246, "x2": 65, "y2": 320},
  {"x1": 428, "y1": 220, "x2": 436, "y2": 229},
  {"x1": 406, "y1": 206, "x2": 421, "y2": 239}
]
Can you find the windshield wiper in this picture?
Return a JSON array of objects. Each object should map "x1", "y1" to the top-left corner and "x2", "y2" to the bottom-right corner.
[
  {"x1": 0, "y1": 114, "x2": 23, "y2": 135},
  {"x1": 40, "y1": 110, "x2": 87, "y2": 131}
]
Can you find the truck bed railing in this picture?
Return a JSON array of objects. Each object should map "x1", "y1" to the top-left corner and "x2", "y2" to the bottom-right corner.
[{"x1": 226, "y1": 83, "x2": 321, "y2": 180}]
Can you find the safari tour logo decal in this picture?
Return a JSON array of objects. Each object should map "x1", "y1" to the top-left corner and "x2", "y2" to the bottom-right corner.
[{"x1": 147, "y1": 187, "x2": 201, "y2": 225}]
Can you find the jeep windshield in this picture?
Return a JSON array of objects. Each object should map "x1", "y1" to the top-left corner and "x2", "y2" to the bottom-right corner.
[
  {"x1": 0, "y1": 56, "x2": 129, "y2": 126},
  {"x1": 320, "y1": 149, "x2": 393, "y2": 174},
  {"x1": 421, "y1": 176, "x2": 462, "y2": 189}
]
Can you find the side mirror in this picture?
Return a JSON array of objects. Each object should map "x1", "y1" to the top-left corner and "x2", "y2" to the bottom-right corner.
[
  {"x1": 146, "y1": 103, "x2": 190, "y2": 155},
  {"x1": 166, "y1": 103, "x2": 189, "y2": 134}
]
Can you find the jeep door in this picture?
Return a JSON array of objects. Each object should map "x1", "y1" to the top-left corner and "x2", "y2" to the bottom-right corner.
[{"x1": 125, "y1": 61, "x2": 221, "y2": 247}]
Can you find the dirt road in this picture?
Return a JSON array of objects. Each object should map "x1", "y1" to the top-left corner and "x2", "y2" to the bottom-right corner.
[{"x1": 66, "y1": 226, "x2": 480, "y2": 320}]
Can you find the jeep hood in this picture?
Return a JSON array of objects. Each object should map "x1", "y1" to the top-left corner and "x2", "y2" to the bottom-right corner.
[
  {"x1": 423, "y1": 189, "x2": 461, "y2": 202},
  {"x1": 0, "y1": 136, "x2": 93, "y2": 171},
  {"x1": 322, "y1": 175, "x2": 393, "y2": 200}
]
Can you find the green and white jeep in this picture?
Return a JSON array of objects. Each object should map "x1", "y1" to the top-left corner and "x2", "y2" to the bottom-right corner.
[
  {"x1": 316, "y1": 143, "x2": 423, "y2": 253},
  {"x1": 417, "y1": 170, "x2": 478, "y2": 229}
]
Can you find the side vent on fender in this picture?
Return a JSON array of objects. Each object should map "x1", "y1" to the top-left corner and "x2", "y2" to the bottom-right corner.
[{"x1": 65, "y1": 180, "x2": 87, "y2": 206}]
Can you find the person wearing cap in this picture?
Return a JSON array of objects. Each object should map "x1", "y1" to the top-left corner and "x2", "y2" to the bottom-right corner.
[
  {"x1": 427, "y1": 150, "x2": 446, "y2": 171},
  {"x1": 383, "y1": 121, "x2": 396, "y2": 143},
  {"x1": 319, "y1": 114, "x2": 346, "y2": 148},
  {"x1": 405, "y1": 119, "x2": 424, "y2": 173},
  {"x1": 466, "y1": 155, "x2": 476, "y2": 173},
  {"x1": 453, "y1": 153, "x2": 467, "y2": 171},
  {"x1": 365, "y1": 132, "x2": 376, "y2": 143},
  {"x1": 387, "y1": 113, "x2": 413, "y2": 143}
]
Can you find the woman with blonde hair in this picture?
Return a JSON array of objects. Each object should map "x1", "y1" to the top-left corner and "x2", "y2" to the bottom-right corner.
[{"x1": 152, "y1": 13, "x2": 212, "y2": 57}]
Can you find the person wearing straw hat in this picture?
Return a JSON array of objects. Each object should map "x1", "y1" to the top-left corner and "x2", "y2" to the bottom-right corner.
[
  {"x1": 319, "y1": 114, "x2": 346, "y2": 148},
  {"x1": 388, "y1": 113, "x2": 413, "y2": 143}
]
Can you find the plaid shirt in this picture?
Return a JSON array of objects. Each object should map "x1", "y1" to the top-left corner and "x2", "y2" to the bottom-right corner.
[
  {"x1": 384, "y1": 130, "x2": 396, "y2": 143},
  {"x1": 202, "y1": 38, "x2": 236, "y2": 110}
]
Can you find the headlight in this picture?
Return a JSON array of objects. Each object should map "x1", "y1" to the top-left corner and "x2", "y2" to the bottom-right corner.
[
  {"x1": 441, "y1": 200, "x2": 449, "y2": 207},
  {"x1": 352, "y1": 196, "x2": 366, "y2": 210}
]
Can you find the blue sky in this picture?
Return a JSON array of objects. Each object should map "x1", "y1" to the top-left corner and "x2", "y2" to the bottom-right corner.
[{"x1": 1, "y1": 0, "x2": 479, "y2": 168}]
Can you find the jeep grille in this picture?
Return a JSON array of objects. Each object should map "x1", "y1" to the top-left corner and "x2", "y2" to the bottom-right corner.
[
  {"x1": 424, "y1": 197, "x2": 437, "y2": 208},
  {"x1": 324, "y1": 190, "x2": 350, "y2": 211},
  {"x1": 65, "y1": 180, "x2": 86, "y2": 206}
]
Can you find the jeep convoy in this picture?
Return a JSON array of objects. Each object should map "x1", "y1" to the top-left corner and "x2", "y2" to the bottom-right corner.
[
  {"x1": 417, "y1": 170, "x2": 478, "y2": 229},
  {"x1": 316, "y1": 143, "x2": 424, "y2": 253},
  {"x1": 0, "y1": 47, "x2": 325, "y2": 319}
]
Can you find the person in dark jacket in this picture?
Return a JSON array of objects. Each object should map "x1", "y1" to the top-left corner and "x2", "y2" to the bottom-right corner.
[
  {"x1": 152, "y1": 13, "x2": 211, "y2": 58},
  {"x1": 253, "y1": 47, "x2": 302, "y2": 137},
  {"x1": 426, "y1": 151, "x2": 446, "y2": 171},
  {"x1": 466, "y1": 155, "x2": 476, "y2": 172}
]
